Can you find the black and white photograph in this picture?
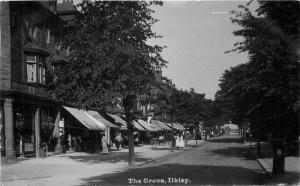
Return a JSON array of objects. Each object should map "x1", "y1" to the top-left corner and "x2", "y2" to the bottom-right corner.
[{"x1": 0, "y1": 0, "x2": 299, "y2": 185}]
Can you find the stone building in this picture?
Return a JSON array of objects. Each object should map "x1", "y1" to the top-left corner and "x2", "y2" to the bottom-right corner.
[
  {"x1": 135, "y1": 67, "x2": 176, "y2": 121},
  {"x1": 0, "y1": 1, "x2": 74, "y2": 161}
]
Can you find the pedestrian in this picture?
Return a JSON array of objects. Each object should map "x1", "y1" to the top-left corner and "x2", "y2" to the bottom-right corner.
[
  {"x1": 175, "y1": 134, "x2": 180, "y2": 149},
  {"x1": 210, "y1": 130, "x2": 214, "y2": 138},
  {"x1": 158, "y1": 135, "x2": 164, "y2": 145},
  {"x1": 179, "y1": 133, "x2": 184, "y2": 148},
  {"x1": 115, "y1": 133, "x2": 123, "y2": 150},
  {"x1": 101, "y1": 134, "x2": 108, "y2": 154}
]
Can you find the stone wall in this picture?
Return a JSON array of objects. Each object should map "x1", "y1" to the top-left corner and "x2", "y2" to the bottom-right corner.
[{"x1": 0, "y1": 2, "x2": 12, "y2": 90}]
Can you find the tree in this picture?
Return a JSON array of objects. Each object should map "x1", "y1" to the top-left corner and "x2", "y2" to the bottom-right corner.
[
  {"x1": 217, "y1": 1, "x2": 300, "y2": 153},
  {"x1": 48, "y1": 1, "x2": 167, "y2": 166}
]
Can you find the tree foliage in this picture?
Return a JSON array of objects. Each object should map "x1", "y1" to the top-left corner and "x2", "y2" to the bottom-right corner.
[
  {"x1": 48, "y1": 1, "x2": 167, "y2": 110},
  {"x1": 47, "y1": 1, "x2": 167, "y2": 166},
  {"x1": 217, "y1": 1, "x2": 300, "y2": 140}
]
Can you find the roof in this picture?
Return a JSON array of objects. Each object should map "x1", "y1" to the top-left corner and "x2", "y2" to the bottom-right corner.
[
  {"x1": 137, "y1": 119, "x2": 162, "y2": 132},
  {"x1": 86, "y1": 111, "x2": 119, "y2": 128},
  {"x1": 57, "y1": 3, "x2": 77, "y2": 22},
  {"x1": 49, "y1": 54, "x2": 69, "y2": 64},
  {"x1": 107, "y1": 114, "x2": 127, "y2": 128},
  {"x1": 132, "y1": 120, "x2": 147, "y2": 131},
  {"x1": 23, "y1": 42, "x2": 51, "y2": 56},
  {"x1": 151, "y1": 120, "x2": 172, "y2": 131},
  {"x1": 63, "y1": 106, "x2": 106, "y2": 131},
  {"x1": 57, "y1": 3, "x2": 77, "y2": 13},
  {"x1": 165, "y1": 123, "x2": 184, "y2": 131}
]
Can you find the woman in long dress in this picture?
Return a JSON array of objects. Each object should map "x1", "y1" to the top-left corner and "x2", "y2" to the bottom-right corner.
[
  {"x1": 101, "y1": 135, "x2": 109, "y2": 154},
  {"x1": 180, "y1": 134, "x2": 185, "y2": 148}
]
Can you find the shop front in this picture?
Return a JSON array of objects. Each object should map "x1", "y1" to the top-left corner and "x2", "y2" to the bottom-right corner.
[{"x1": 62, "y1": 106, "x2": 105, "y2": 153}]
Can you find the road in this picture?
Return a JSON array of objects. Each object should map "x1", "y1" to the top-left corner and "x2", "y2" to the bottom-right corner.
[{"x1": 79, "y1": 135, "x2": 268, "y2": 185}]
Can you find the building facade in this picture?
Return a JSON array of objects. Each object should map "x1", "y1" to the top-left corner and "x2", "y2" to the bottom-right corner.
[
  {"x1": 0, "y1": 1, "x2": 74, "y2": 160},
  {"x1": 135, "y1": 67, "x2": 175, "y2": 121}
]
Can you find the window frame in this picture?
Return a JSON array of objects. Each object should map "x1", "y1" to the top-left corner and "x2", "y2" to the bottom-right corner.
[{"x1": 26, "y1": 54, "x2": 46, "y2": 85}]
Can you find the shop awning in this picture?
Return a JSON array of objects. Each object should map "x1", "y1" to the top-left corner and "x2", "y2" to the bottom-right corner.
[
  {"x1": 86, "y1": 111, "x2": 120, "y2": 128},
  {"x1": 151, "y1": 120, "x2": 172, "y2": 131},
  {"x1": 165, "y1": 123, "x2": 177, "y2": 130},
  {"x1": 165, "y1": 123, "x2": 184, "y2": 131},
  {"x1": 107, "y1": 114, "x2": 127, "y2": 130},
  {"x1": 176, "y1": 123, "x2": 185, "y2": 131},
  {"x1": 137, "y1": 119, "x2": 161, "y2": 132},
  {"x1": 132, "y1": 120, "x2": 147, "y2": 131},
  {"x1": 63, "y1": 106, "x2": 106, "y2": 131}
]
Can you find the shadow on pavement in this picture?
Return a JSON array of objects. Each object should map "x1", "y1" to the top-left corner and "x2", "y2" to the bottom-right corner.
[
  {"x1": 78, "y1": 164, "x2": 268, "y2": 185},
  {"x1": 266, "y1": 171, "x2": 300, "y2": 185},
  {"x1": 150, "y1": 147, "x2": 177, "y2": 151},
  {"x1": 208, "y1": 137, "x2": 243, "y2": 143},
  {"x1": 209, "y1": 146, "x2": 256, "y2": 160},
  {"x1": 61, "y1": 152, "x2": 152, "y2": 164}
]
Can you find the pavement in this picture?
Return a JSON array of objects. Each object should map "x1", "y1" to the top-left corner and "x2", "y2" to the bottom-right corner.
[
  {"x1": 247, "y1": 141, "x2": 300, "y2": 185},
  {"x1": 0, "y1": 140, "x2": 203, "y2": 186}
]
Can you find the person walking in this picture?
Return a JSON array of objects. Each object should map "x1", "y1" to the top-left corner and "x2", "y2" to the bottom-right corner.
[{"x1": 115, "y1": 133, "x2": 123, "y2": 150}]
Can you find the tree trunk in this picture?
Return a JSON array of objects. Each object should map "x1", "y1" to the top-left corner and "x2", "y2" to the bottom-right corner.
[
  {"x1": 170, "y1": 114, "x2": 174, "y2": 148},
  {"x1": 195, "y1": 125, "x2": 198, "y2": 145},
  {"x1": 128, "y1": 126, "x2": 135, "y2": 167},
  {"x1": 257, "y1": 140, "x2": 261, "y2": 156},
  {"x1": 243, "y1": 123, "x2": 247, "y2": 143},
  {"x1": 123, "y1": 95, "x2": 136, "y2": 167},
  {"x1": 204, "y1": 126, "x2": 207, "y2": 141}
]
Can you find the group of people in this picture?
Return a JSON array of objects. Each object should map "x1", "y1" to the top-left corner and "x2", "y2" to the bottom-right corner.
[
  {"x1": 174, "y1": 133, "x2": 185, "y2": 148},
  {"x1": 100, "y1": 132, "x2": 124, "y2": 154}
]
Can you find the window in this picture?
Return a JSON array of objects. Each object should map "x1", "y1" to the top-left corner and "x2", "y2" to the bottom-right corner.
[
  {"x1": 46, "y1": 29, "x2": 50, "y2": 45},
  {"x1": 26, "y1": 55, "x2": 46, "y2": 84}
]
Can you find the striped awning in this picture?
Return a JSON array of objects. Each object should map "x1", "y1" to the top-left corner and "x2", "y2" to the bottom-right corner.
[
  {"x1": 151, "y1": 120, "x2": 172, "y2": 131},
  {"x1": 165, "y1": 123, "x2": 184, "y2": 131},
  {"x1": 63, "y1": 106, "x2": 106, "y2": 131},
  {"x1": 137, "y1": 119, "x2": 162, "y2": 132},
  {"x1": 86, "y1": 111, "x2": 120, "y2": 128},
  {"x1": 132, "y1": 120, "x2": 147, "y2": 131},
  {"x1": 107, "y1": 114, "x2": 127, "y2": 130}
]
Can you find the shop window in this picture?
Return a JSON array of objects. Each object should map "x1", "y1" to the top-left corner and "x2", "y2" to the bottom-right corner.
[{"x1": 26, "y1": 55, "x2": 46, "y2": 84}]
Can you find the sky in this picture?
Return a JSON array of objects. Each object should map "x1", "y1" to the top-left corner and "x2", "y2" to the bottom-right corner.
[
  {"x1": 72, "y1": 0, "x2": 258, "y2": 100},
  {"x1": 148, "y1": 1, "x2": 259, "y2": 100}
]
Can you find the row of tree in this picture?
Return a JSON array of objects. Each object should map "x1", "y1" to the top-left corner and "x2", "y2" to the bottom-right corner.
[
  {"x1": 215, "y1": 1, "x2": 299, "y2": 152},
  {"x1": 154, "y1": 86, "x2": 223, "y2": 142}
]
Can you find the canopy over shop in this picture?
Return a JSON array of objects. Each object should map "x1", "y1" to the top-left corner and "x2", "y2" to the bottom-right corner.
[
  {"x1": 137, "y1": 119, "x2": 161, "y2": 132},
  {"x1": 107, "y1": 114, "x2": 127, "y2": 130},
  {"x1": 62, "y1": 106, "x2": 105, "y2": 152},
  {"x1": 132, "y1": 120, "x2": 147, "y2": 132},
  {"x1": 151, "y1": 119, "x2": 172, "y2": 131},
  {"x1": 86, "y1": 111, "x2": 120, "y2": 145}
]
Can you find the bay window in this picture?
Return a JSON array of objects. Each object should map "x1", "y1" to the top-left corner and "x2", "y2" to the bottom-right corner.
[{"x1": 26, "y1": 55, "x2": 46, "y2": 84}]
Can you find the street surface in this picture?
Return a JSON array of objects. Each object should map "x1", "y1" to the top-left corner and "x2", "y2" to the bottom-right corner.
[{"x1": 79, "y1": 135, "x2": 268, "y2": 185}]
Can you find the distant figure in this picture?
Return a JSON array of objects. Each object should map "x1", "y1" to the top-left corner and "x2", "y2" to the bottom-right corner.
[
  {"x1": 101, "y1": 135, "x2": 108, "y2": 154},
  {"x1": 210, "y1": 131, "x2": 214, "y2": 138},
  {"x1": 134, "y1": 136, "x2": 139, "y2": 146},
  {"x1": 180, "y1": 134, "x2": 185, "y2": 148},
  {"x1": 115, "y1": 134, "x2": 123, "y2": 150},
  {"x1": 158, "y1": 135, "x2": 164, "y2": 145},
  {"x1": 175, "y1": 135, "x2": 180, "y2": 148},
  {"x1": 68, "y1": 134, "x2": 72, "y2": 151}
]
